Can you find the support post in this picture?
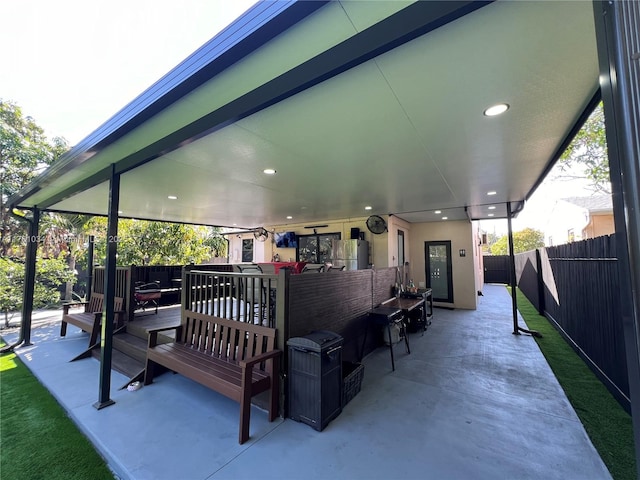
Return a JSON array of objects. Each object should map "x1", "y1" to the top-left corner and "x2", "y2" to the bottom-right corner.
[
  {"x1": 535, "y1": 249, "x2": 545, "y2": 316},
  {"x1": 94, "y1": 166, "x2": 120, "y2": 410},
  {"x1": 86, "y1": 235, "x2": 94, "y2": 298},
  {"x1": 21, "y1": 209, "x2": 40, "y2": 346},
  {"x1": 507, "y1": 202, "x2": 540, "y2": 337},
  {"x1": 507, "y1": 202, "x2": 519, "y2": 335},
  {"x1": 592, "y1": 1, "x2": 640, "y2": 474}
]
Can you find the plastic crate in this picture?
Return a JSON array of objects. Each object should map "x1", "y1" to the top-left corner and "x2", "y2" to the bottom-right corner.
[{"x1": 342, "y1": 362, "x2": 365, "y2": 407}]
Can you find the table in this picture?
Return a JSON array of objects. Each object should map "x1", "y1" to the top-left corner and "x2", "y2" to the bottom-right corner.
[
  {"x1": 368, "y1": 306, "x2": 410, "y2": 371},
  {"x1": 384, "y1": 294, "x2": 429, "y2": 334}
]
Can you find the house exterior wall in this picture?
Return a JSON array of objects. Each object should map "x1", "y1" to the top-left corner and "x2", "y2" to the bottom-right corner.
[
  {"x1": 266, "y1": 217, "x2": 387, "y2": 268},
  {"x1": 387, "y1": 215, "x2": 412, "y2": 268},
  {"x1": 409, "y1": 220, "x2": 478, "y2": 310},
  {"x1": 233, "y1": 217, "x2": 479, "y2": 310},
  {"x1": 583, "y1": 213, "x2": 615, "y2": 239}
]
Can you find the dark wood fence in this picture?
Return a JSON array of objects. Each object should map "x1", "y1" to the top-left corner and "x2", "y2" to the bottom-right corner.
[
  {"x1": 513, "y1": 235, "x2": 629, "y2": 411},
  {"x1": 483, "y1": 255, "x2": 510, "y2": 284}
]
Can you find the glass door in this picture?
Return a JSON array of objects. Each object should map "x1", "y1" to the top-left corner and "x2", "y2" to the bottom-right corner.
[{"x1": 425, "y1": 241, "x2": 453, "y2": 303}]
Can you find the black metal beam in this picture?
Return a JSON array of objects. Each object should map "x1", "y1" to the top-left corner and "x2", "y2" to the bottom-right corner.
[
  {"x1": 592, "y1": 1, "x2": 640, "y2": 475},
  {"x1": 507, "y1": 202, "x2": 541, "y2": 337},
  {"x1": 94, "y1": 166, "x2": 120, "y2": 410},
  {"x1": 21, "y1": 208, "x2": 39, "y2": 346},
  {"x1": 86, "y1": 235, "x2": 94, "y2": 299},
  {"x1": 507, "y1": 202, "x2": 519, "y2": 335},
  {"x1": 2, "y1": 208, "x2": 41, "y2": 352}
]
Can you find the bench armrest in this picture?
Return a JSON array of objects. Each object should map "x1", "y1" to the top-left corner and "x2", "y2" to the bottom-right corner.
[
  {"x1": 148, "y1": 325, "x2": 182, "y2": 348},
  {"x1": 62, "y1": 300, "x2": 89, "y2": 315},
  {"x1": 239, "y1": 349, "x2": 282, "y2": 368}
]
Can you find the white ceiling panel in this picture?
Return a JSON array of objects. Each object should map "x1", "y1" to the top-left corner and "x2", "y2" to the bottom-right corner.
[{"x1": 42, "y1": 1, "x2": 599, "y2": 229}]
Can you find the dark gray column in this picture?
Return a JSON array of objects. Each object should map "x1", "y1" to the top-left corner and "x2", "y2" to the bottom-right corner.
[
  {"x1": 507, "y1": 202, "x2": 519, "y2": 335},
  {"x1": 86, "y1": 235, "x2": 94, "y2": 298},
  {"x1": 592, "y1": 1, "x2": 640, "y2": 474},
  {"x1": 21, "y1": 208, "x2": 40, "y2": 346},
  {"x1": 94, "y1": 166, "x2": 120, "y2": 410}
]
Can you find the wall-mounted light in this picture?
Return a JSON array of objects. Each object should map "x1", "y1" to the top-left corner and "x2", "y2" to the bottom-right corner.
[{"x1": 459, "y1": 249, "x2": 466, "y2": 257}]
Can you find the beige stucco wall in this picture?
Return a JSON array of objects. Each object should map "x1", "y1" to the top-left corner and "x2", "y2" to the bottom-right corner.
[
  {"x1": 229, "y1": 217, "x2": 479, "y2": 310},
  {"x1": 408, "y1": 220, "x2": 478, "y2": 310},
  {"x1": 266, "y1": 217, "x2": 388, "y2": 268},
  {"x1": 583, "y1": 213, "x2": 615, "y2": 239}
]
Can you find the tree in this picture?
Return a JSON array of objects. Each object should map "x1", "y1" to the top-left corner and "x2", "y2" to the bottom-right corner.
[
  {"x1": 0, "y1": 99, "x2": 69, "y2": 256},
  {"x1": 557, "y1": 102, "x2": 610, "y2": 194},
  {"x1": 0, "y1": 256, "x2": 75, "y2": 328},
  {"x1": 39, "y1": 213, "x2": 95, "y2": 300},
  {"x1": 490, "y1": 228, "x2": 545, "y2": 255},
  {"x1": 86, "y1": 218, "x2": 226, "y2": 266}
]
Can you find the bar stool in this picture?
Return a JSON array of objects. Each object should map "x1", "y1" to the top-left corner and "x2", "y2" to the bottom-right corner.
[{"x1": 368, "y1": 306, "x2": 411, "y2": 371}]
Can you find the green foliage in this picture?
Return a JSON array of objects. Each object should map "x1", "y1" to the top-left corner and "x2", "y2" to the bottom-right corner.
[
  {"x1": 558, "y1": 102, "x2": 610, "y2": 194},
  {"x1": 0, "y1": 256, "x2": 75, "y2": 326},
  {"x1": 87, "y1": 218, "x2": 226, "y2": 266},
  {"x1": 0, "y1": 100, "x2": 69, "y2": 256},
  {"x1": 0, "y1": 348, "x2": 113, "y2": 479},
  {"x1": 490, "y1": 228, "x2": 545, "y2": 255}
]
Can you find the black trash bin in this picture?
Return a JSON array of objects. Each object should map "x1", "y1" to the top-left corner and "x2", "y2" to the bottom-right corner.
[{"x1": 287, "y1": 330, "x2": 343, "y2": 431}]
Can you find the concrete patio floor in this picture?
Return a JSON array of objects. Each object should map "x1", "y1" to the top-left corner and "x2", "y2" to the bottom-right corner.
[{"x1": 1, "y1": 285, "x2": 611, "y2": 479}]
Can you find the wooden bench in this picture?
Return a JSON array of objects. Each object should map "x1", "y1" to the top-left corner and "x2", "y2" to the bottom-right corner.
[
  {"x1": 61, "y1": 293, "x2": 126, "y2": 355},
  {"x1": 144, "y1": 312, "x2": 281, "y2": 444}
]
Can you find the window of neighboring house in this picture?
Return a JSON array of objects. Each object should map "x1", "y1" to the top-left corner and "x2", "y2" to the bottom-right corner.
[
  {"x1": 548, "y1": 236, "x2": 553, "y2": 246},
  {"x1": 567, "y1": 229, "x2": 575, "y2": 243}
]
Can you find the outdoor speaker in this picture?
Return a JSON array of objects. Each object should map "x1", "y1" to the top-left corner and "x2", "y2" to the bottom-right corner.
[{"x1": 350, "y1": 228, "x2": 360, "y2": 239}]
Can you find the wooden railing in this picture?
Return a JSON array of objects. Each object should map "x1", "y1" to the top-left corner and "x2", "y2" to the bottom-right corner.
[{"x1": 182, "y1": 268, "x2": 282, "y2": 329}]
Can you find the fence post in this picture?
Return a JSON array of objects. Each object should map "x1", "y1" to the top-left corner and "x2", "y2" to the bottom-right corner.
[{"x1": 535, "y1": 249, "x2": 545, "y2": 316}]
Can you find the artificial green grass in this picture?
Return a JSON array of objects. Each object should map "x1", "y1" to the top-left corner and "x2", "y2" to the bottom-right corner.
[
  {"x1": 0, "y1": 346, "x2": 114, "y2": 480},
  {"x1": 514, "y1": 288, "x2": 636, "y2": 480}
]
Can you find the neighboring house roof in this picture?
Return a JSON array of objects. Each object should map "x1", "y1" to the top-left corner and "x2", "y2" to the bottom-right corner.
[
  {"x1": 8, "y1": 1, "x2": 601, "y2": 228},
  {"x1": 562, "y1": 196, "x2": 613, "y2": 214}
]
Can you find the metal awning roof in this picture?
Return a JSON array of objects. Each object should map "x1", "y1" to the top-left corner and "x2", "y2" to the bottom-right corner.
[{"x1": 9, "y1": 0, "x2": 600, "y2": 228}]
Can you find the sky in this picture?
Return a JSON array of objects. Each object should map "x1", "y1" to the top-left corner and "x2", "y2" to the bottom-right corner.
[
  {"x1": 1, "y1": 0, "x2": 598, "y2": 238},
  {"x1": 0, "y1": 0, "x2": 255, "y2": 145}
]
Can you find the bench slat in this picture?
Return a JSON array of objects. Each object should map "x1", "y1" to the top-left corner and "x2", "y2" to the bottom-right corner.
[{"x1": 145, "y1": 312, "x2": 280, "y2": 444}]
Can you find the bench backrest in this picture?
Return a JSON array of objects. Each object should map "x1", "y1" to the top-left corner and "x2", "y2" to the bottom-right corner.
[
  {"x1": 181, "y1": 312, "x2": 276, "y2": 374},
  {"x1": 85, "y1": 293, "x2": 125, "y2": 314}
]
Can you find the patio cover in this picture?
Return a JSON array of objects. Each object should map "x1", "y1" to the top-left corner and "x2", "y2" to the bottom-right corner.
[
  {"x1": 8, "y1": 0, "x2": 601, "y2": 227},
  {"x1": 6, "y1": 1, "x2": 640, "y2": 470}
]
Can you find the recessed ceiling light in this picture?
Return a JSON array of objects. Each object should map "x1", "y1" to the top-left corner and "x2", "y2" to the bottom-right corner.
[
  {"x1": 286, "y1": 216, "x2": 293, "y2": 219},
  {"x1": 434, "y1": 210, "x2": 442, "y2": 214},
  {"x1": 488, "y1": 206, "x2": 496, "y2": 210},
  {"x1": 117, "y1": 210, "x2": 123, "y2": 214},
  {"x1": 442, "y1": 216, "x2": 448, "y2": 220},
  {"x1": 167, "y1": 195, "x2": 178, "y2": 200},
  {"x1": 263, "y1": 168, "x2": 276, "y2": 175},
  {"x1": 484, "y1": 103, "x2": 509, "y2": 116},
  {"x1": 487, "y1": 191, "x2": 497, "y2": 196},
  {"x1": 488, "y1": 213, "x2": 495, "y2": 217},
  {"x1": 365, "y1": 206, "x2": 372, "y2": 210}
]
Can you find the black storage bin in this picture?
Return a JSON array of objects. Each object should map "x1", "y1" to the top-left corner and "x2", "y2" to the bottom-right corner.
[{"x1": 287, "y1": 331, "x2": 343, "y2": 431}]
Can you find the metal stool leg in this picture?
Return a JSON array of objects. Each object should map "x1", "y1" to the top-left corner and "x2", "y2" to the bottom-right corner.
[{"x1": 388, "y1": 323, "x2": 395, "y2": 371}]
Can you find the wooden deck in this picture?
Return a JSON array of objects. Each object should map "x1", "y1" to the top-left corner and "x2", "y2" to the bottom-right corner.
[{"x1": 88, "y1": 305, "x2": 182, "y2": 388}]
